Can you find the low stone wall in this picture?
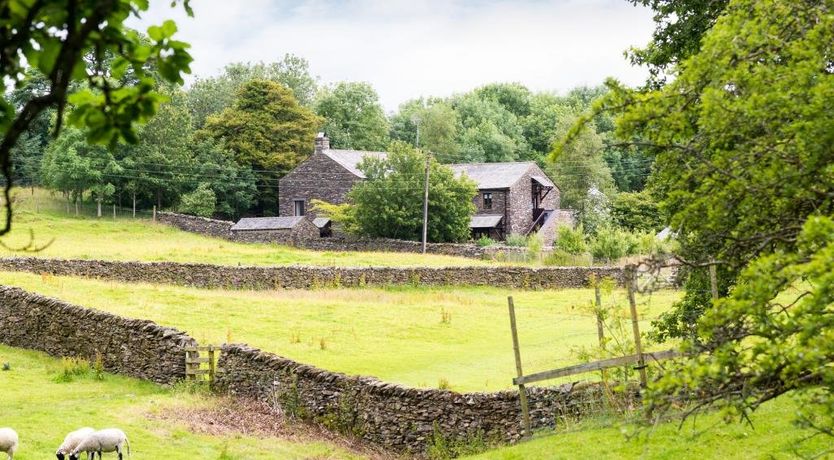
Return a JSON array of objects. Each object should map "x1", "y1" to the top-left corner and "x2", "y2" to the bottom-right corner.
[
  {"x1": 0, "y1": 257, "x2": 625, "y2": 290},
  {"x1": 154, "y1": 211, "x2": 536, "y2": 260},
  {"x1": 216, "y1": 344, "x2": 617, "y2": 454},
  {"x1": 157, "y1": 211, "x2": 234, "y2": 239},
  {"x1": 0, "y1": 286, "x2": 195, "y2": 384}
]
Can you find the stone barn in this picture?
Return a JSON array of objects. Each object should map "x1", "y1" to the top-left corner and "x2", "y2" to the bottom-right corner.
[{"x1": 230, "y1": 216, "x2": 319, "y2": 244}]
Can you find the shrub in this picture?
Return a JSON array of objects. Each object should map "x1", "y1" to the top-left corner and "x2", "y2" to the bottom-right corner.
[
  {"x1": 543, "y1": 250, "x2": 593, "y2": 267},
  {"x1": 527, "y1": 233, "x2": 543, "y2": 261},
  {"x1": 178, "y1": 183, "x2": 216, "y2": 217},
  {"x1": 589, "y1": 226, "x2": 629, "y2": 262},
  {"x1": 555, "y1": 224, "x2": 586, "y2": 255},
  {"x1": 504, "y1": 234, "x2": 528, "y2": 247},
  {"x1": 475, "y1": 236, "x2": 495, "y2": 247}
]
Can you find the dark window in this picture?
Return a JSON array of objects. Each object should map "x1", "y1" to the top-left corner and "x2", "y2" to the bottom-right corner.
[
  {"x1": 483, "y1": 193, "x2": 493, "y2": 209},
  {"x1": 294, "y1": 200, "x2": 306, "y2": 216}
]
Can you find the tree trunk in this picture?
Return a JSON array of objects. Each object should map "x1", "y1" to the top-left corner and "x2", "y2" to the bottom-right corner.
[
  {"x1": 157, "y1": 189, "x2": 161, "y2": 211},
  {"x1": 132, "y1": 191, "x2": 136, "y2": 218},
  {"x1": 97, "y1": 198, "x2": 102, "y2": 218}
]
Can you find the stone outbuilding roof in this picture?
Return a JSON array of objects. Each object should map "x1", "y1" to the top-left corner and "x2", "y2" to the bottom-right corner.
[
  {"x1": 470, "y1": 214, "x2": 504, "y2": 228},
  {"x1": 231, "y1": 216, "x2": 306, "y2": 232}
]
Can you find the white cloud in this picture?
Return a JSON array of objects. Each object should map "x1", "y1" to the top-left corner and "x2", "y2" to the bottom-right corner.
[{"x1": 129, "y1": 0, "x2": 655, "y2": 111}]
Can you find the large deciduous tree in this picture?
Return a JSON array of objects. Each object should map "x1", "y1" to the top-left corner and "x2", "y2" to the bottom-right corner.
[
  {"x1": 200, "y1": 80, "x2": 321, "y2": 214},
  {"x1": 586, "y1": 0, "x2": 834, "y2": 441},
  {"x1": 315, "y1": 82, "x2": 390, "y2": 151},
  {"x1": 347, "y1": 141, "x2": 476, "y2": 242},
  {"x1": 0, "y1": 0, "x2": 193, "y2": 235},
  {"x1": 390, "y1": 98, "x2": 459, "y2": 161}
]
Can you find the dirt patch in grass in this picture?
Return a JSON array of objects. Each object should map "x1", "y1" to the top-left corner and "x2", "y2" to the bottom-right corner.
[{"x1": 149, "y1": 397, "x2": 397, "y2": 459}]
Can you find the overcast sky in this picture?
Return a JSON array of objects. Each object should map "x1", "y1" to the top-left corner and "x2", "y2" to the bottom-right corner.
[{"x1": 129, "y1": 0, "x2": 655, "y2": 111}]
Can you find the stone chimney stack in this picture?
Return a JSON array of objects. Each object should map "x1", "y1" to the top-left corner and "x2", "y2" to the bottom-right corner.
[{"x1": 315, "y1": 132, "x2": 330, "y2": 153}]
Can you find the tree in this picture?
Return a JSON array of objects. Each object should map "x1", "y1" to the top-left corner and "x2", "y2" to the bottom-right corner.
[
  {"x1": 186, "y1": 55, "x2": 318, "y2": 128},
  {"x1": 452, "y1": 93, "x2": 530, "y2": 163},
  {"x1": 188, "y1": 138, "x2": 257, "y2": 219},
  {"x1": 347, "y1": 141, "x2": 476, "y2": 242},
  {"x1": 390, "y1": 98, "x2": 459, "y2": 161},
  {"x1": 178, "y1": 183, "x2": 216, "y2": 217},
  {"x1": 609, "y1": 191, "x2": 662, "y2": 233},
  {"x1": 592, "y1": 0, "x2": 834, "y2": 440},
  {"x1": 0, "y1": 0, "x2": 193, "y2": 234},
  {"x1": 547, "y1": 117, "x2": 615, "y2": 233},
  {"x1": 200, "y1": 80, "x2": 321, "y2": 214},
  {"x1": 626, "y1": 0, "x2": 730, "y2": 85},
  {"x1": 521, "y1": 93, "x2": 571, "y2": 157},
  {"x1": 40, "y1": 127, "x2": 121, "y2": 215},
  {"x1": 315, "y1": 82, "x2": 389, "y2": 151}
]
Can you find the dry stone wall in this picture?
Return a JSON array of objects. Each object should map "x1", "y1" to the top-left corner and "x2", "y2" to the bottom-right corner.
[
  {"x1": 0, "y1": 257, "x2": 625, "y2": 290},
  {"x1": 216, "y1": 344, "x2": 617, "y2": 454},
  {"x1": 157, "y1": 212, "x2": 234, "y2": 239},
  {"x1": 0, "y1": 285, "x2": 195, "y2": 384}
]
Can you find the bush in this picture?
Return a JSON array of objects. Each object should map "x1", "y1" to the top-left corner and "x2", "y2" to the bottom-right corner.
[
  {"x1": 543, "y1": 250, "x2": 593, "y2": 266},
  {"x1": 527, "y1": 233, "x2": 543, "y2": 261},
  {"x1": 555, "y1": 225, "x2": 586, "y2": 254},
  {"x1": 504, "y1": 234, "x2": 528, "y2": 247},
  {"x1": 589, "y1": 226, "x2": 629, "y2": 262},
  {"x1": 475, "y1": 236, "x2": 495, "y2": 247},
  {"x1": 178, "y1": 183, "x2": 216, "y2": 217}
]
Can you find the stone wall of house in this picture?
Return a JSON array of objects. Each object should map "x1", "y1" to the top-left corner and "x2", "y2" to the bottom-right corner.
[
  {"x1": 231, "y1": 219, "x2": 320, "y2": 245},
  {"x1": 536, "y1": 209, "x2": 576, "y2": 247},
  {"x1": 157, "y1": 212, "x2": 234, "y2": 239},
  {"x1": 278, "y1": 152, "x2": 363, "y2": 219},
  {"x1": 0, "y1": 285, "x2": 195, "y2": 384},
  {"x1": 0, "y1": 257, "x2": 625, "y2": 290},
  {"x1": 216, "y1": 344, "x2": 620, "y2": 454},
  {"x1": 506, "y1": 164, "x2": 560, "y2": 236}
]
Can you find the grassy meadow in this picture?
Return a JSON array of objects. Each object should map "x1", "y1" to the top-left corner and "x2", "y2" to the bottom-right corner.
[
  {"x1": 0, "y1": 188, "x2": 492, "y2": 268},
  {"x1": 0, "y1": 345, "x2": 375, "y2": 460},
  {"x1": 0, "y1": 271, "x2": 678, "y2": 392},
  {"x1": 466, "y1": 395, "x2": 827, "y2": 459}
]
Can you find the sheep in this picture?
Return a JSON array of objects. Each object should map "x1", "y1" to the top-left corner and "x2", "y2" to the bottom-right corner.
[
  {"x1": 56, "y1": 427, "x2": 95, "y2": 460},
  {"x1": 69, "y1": 429, "x2": 130, "y2": 460},
  {"x1": 0, "y1": 428, "x2": 18, "y2": 460}
]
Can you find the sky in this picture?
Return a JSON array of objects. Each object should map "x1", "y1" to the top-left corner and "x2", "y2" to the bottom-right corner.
[{"x1": 129, "y1": 0, "x2": 656, "y2": 111}]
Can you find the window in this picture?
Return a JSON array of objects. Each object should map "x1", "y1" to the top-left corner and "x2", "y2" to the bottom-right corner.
[
  {"x1": 293, "y1": 200, "x2": 306, "y2": 216},
  {"x1": 483, "y1": 193, "x2": 493, "y2": 209}
]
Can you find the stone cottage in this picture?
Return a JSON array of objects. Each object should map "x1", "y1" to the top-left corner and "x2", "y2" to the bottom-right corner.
[{"x1": 278, "y1": 134, "x2": 566, "y2": 241}]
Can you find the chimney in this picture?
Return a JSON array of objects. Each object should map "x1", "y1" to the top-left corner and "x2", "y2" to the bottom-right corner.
[{"x1": 315, "y1": 132, "x2": 330, "y2": 153}]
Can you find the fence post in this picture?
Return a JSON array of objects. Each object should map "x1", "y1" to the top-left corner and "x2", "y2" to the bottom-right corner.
[
  {"x1": 208, "y1": 345, "x2": 216, "y2": 384},
  {"x1": 709, "y1": 261, "x2": 719, "y2": 300},
  {"x1": 112, "y1": 203, "x2": 116, "y2": 220},
  {"x1": 626, "y1": 266, "x2": 648, "y2": 388},
  {"x1": 594, "y1": 281, "x2": 604, "y2": 350},
  {"x1": 508, "y1": 296, "x2": 532, "y2": 437},
  {"x1": 153, "y1": 205, "x2": 157, "y2": 222}
]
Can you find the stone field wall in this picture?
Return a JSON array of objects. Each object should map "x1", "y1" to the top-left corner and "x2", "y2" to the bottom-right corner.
[
  {"x1": 0, "y1": 257, "x2": 625, "y2": 290},
  {"x1": 0, "y1": 285, "x2": 195, "y2": 384},
  {"x1": 216, "y1": 344, "x2": 618, "y2": 454}
]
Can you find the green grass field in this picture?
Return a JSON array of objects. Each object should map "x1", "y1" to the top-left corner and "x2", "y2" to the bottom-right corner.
[
  {"x1": 0, "y1": 271, "x2": 678, "y2": 392},
  {"x1": 467, "y1": 395, "x2": 827, "y2": 459},
  {"x1": 0, "y1": 189, "x2": 492, "y2": 268},
  {"x1": 0, "y1": 345, "x2": 374, "y2": 460}
]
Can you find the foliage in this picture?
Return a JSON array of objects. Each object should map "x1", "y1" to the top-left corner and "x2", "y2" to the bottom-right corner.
[
  {"x1": 309, "y1": 199, "x2": 359, "y2": 235},
  {"x1": 390, "y1": 98, "x2": 460, "y2": 160},
  {"x1": 588, "y1": 226, "x2": 631, "y2": 263},
  {"x1": 475, "y1": 236, "x2": 495, "y2": 248},
  {"x1": 177, "y1": 183, "x2": 216, "y2": 218},
  {"x1": 609, "y1": 191, "x2": 662, "y2": 233},
  {"x1": 315, "y1": 82, "x2": 389, "y2": 151},
  {"x1": 626, "y1": 0, "x2": 729, "y2": 85},
  {"x1": 0, "y1": 0, "x2": 193, "y2": 234},
  {"x1": 554, "y1": 225, "x2": 586, "y2": 255},
  {"x1": 649, "y1": 216, "x2": 834, "y2": 450},
  {"x1": 504, "y1": 234, "x2": 528, "y2": 248},
  {"x1": 547, "y1": 117, "x2": 615, "y2": 232},
  {"x1": 200, "y1": 80, "x2": 322, "y2": 214},
  {"x1": 186, "y1": 55, "x2": 318, "y2": 127},
  {"x1": 526, "y1": 233, "x2": 543, "y2": 262},
  {"x1": 348, "y1": 141, "x2": 476, "y2": 243},
  {"x1": 452, "y1": 92, "x2": 530, "y2": 163},
  {"x1": 40, "y1": 127, "x2": 121, "y2": 206}
]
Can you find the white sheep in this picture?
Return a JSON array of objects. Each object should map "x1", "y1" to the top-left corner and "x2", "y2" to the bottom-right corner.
[
  {"x1": 69, "y1": 429, "x2": 130, "y2": 460},
  {"x1": 0, "y1": 428, "x2": 18, "y2": 460},
  {"x1": 56, "y1": 427, "x2": 95, "y2": 460}
]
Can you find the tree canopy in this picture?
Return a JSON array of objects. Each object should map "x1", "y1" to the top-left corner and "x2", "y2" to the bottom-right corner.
[{"x1": 314, "y1": 82, "x2": 390, "y2": 151}]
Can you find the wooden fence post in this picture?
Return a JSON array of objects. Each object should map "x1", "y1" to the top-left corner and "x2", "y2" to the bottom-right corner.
[
  {"x1": 508, "y1": 296, "x2": 532, "y2": 437},
  {"x1": 626, "y1": 267, "x2": 648, "y2": 388},
  {"x1": 709, "y1": 261, "x2": 719, "y2": 300},
  {"x1": 208, "y1": 345, "x2": 216, "y2": 384},
  {"x1": 594, "y1": 282, "x2": 604, "y2": 350}
]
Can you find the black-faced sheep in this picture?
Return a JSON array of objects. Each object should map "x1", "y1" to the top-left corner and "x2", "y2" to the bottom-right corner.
[{"x1": 56, "y1": 427, "x2": 95, "y2": 460}]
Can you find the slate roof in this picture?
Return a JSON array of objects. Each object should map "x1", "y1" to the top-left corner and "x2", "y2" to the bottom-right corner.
[
  {"x1": 449, "y1": 162, "x2": 539, "y2": 189},
  {"x1": 322, "y1": 149, "x2": 387, "y2": 178},
  {"x1": 312, "y1": 217, "x2": 331, "y2": 229},
  {"x1": 531, "y1": 174, "x2": 555, "y2": 188},
  {"x1": 470, "y1": 214, "x2": 504, "y2": 228},
  {"x1": 231, "y1": 216, "x2": 305, "y2": 231}
]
